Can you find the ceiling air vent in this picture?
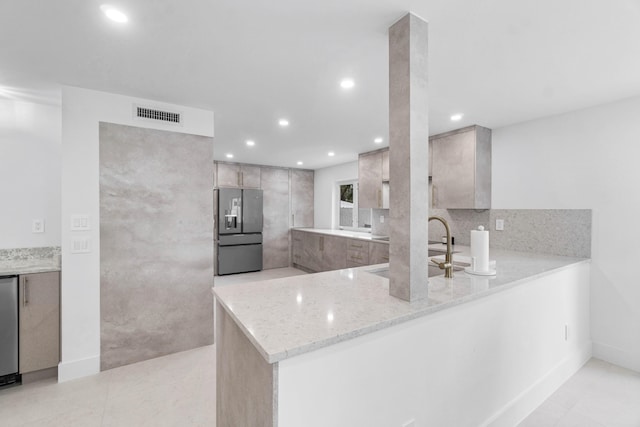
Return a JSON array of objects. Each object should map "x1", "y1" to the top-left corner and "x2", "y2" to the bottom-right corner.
[{"x1": 135, "y1": 105, "x2": 181, "y2": 124}]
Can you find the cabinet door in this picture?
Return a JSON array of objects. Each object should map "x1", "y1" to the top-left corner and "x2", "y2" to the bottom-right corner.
[
  {"x1": 432, "y1": 129, "x2": 476, "y2": 208},
  {"x1": 346, "y1": 240, "x2": 370, "y2": 267},
  {"x1": 291, "y1": 170, "x2": 314, "y2": 228},
  {"x1": 292, "y1": 230, "x2": 304, "y2": 268},
  {"x1": 241, "y1": 165, "x2": 261, "y2": 188},
  {"x1": 217, "y1": 163, "x2": 241, "y2": 188},
  {"x1": 381, "y1": 149, "x2": 390, "y2": 182},
  {"x1": 301, "y1": 232, "x2": 322, "y2": 272},
  {"x1": 358, "y1": 152, "x2": 383, "y2": 208},
  {"x1": 262, "y1": 167, "x2": 290, "y2": 269},
  {"x1": 320, "y1": 236, "x2": 347, "y2": 271},
  {"x1": 19, "y1": 272, "x2": 60, "y2": 374},
  {"x1": 369, "y1": 242, "x2": 390, "y2": 264}
]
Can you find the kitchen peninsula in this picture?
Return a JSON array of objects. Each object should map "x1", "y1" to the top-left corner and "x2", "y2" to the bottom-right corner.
[{"x1": 213, "y1": 247, "x2": 591, "y2": 427}]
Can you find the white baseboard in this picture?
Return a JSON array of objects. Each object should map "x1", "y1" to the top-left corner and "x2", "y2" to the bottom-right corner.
[
  {"x1": 592, "y1": 341, "x2": 640, "y2": 373},
  {"x1": 482, "y1": 341, "x2": 592, "y2": 427},
  {"x1": 57, "y1": 354, "x2": 100, "y2": 382}
]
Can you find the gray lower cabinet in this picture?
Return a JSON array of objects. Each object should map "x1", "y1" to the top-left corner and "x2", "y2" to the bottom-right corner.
[
  {"x1": 431, "y1": 125, "x2": 491, "y2": 209},
  {"x1": 346, "y1": 240, "x2": 369, "y2": 267},
  {"x1": 292, "y1": 231, "x2": 390, "y2": 272},
  {"x1": 369, "y1": 242, "x2": 390, "y2": 264},
  {"x1": 19, "y1": 272, "x2": 60, "y2": 374}
]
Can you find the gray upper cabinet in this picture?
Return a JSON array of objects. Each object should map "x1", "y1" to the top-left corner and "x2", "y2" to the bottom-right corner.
[
  {"x1": 431, "y1": 125, "x2": 491, "y2": 209},
  {"x1": 240, "y1": 165, "x2": 261, "y2": 188},
  {"x1": 216, "y1": 162, "x2": 261, "y2": 188},
  {"x1": 381, "y1": 150, "x2": 390, "y2": 182},
  {"x1": 358, "y1": 150, "x2": 384, "y2": 209},
  {"x1": 291, "y1": 169, "x2": 314, "y2": 228}
]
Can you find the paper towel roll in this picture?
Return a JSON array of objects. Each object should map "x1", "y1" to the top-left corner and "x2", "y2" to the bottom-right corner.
[{"x1": 470, "y1": 226, "x2": 490, "y2": 273}]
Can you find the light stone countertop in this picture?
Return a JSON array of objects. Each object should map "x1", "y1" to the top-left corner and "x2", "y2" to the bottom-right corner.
[
  {"x1": 213, "y1": 248, "x2": 589, "y2": 364},
  {"x1": 292, "y1": 227, "x2": 390, "y2": 243},
  {"x1": 0, "y1": 259, "x2": 61, "y2": 276}
]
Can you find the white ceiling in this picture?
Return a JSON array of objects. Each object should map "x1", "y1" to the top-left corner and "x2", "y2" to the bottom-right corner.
[{"x1": 2, "y1": 0, "x2": 640, "y2": 169}]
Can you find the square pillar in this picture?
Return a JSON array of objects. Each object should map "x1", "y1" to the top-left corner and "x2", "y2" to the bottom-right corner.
[{"x1": 388, "y1": 13, "x2": 429, "y2": 302}]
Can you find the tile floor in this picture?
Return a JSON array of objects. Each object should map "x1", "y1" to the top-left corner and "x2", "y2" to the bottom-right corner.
[
  {"x1": 517, "y1": 358, "x2": 640, "y2": 426},
  {"x1": 1, "y1": 267, "x2": 639, "y2": 426}
]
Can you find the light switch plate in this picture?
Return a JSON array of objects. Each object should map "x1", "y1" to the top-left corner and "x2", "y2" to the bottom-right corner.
[
  {"x1": 71, "y1": 214, "x2": 91, "y2": 231},
  {"x1": 380, "y1": 215, "x2": 385, "y2": 223},
  {"x1": 32, "y1": 219, "x2": 45, "y2": 233},
  {"x1": 71, "y1": 237, "x2": 91, "y2": 254},
  {"x1": 496, "y1": 219, "x2": 505, "y2": 231}
]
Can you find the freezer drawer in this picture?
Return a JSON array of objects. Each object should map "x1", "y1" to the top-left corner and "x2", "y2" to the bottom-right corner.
[
  {"x1": 217, "y1": 244, "x2": 263, "y2": 275},
  {"x1": 218, "y1": 233, "x2": 262, "y2": 246},
  {"x1": 0, "y1": 276, "x2": 18, "y2": 378}
]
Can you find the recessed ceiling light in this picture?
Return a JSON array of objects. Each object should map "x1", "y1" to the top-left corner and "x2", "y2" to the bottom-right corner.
[
  {"x1": 450, "y1": 113, "x2": 463, "y2": 121},
  {"x1": 278, "y1": 119, "x2": 289, "y2": 127},
  {"x1": 297, "y1": 161, "x2": 303, "y2": 166},
  {"x1": 340, "y1": 78, "x2": 355, "y2": 89},
  {"x1": 226, "y1": 153, "x2": 234, "y2": 159},
  {"x1": 246, "y1": 140, "x2": 255, "y2": 147},
  {"x1": 374, "y1": 137, "x2": 383, "y2": 144},
  {"x1": 328, "y1": 151, "x2": 335, "y2": 157},
  {"x1": 100, "y1": 5, "x2": 128, "y2": 23}
]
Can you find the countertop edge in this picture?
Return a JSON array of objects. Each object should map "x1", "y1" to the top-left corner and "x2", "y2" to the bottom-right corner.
[{"x1": 214, "y1": 257, "x2": 591, "y2": 364}]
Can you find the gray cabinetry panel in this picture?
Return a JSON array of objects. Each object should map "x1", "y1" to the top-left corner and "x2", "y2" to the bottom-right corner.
[
  {"x1": 369, "y1": 242, "x2": 390, "y2": 264},
  {"x1": 217, "y1": 163, "x2": 242, "y2": 188},
  {"x1": 291, "y1": 170, "x2": 314, "y2": 228},
  {"x1": 262, "y1": 167, "x2": 290, "y2": 269},
  {"x1": 241, "y1": 165, "x2": 261, "y2": 189},
  {"x1": 431, "y1": 125, "x2": 491, "y2": 209},
  {"x1": 358, "y1": 151, "x2": 383, "y2": 209},
  {"x1": 19, "y1": 272, "x2": 60, "y2": 374}
]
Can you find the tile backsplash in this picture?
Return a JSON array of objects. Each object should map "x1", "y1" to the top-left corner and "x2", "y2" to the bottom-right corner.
[{"x1": 428, "y1": 209, "x2": 592, "y2": 258}]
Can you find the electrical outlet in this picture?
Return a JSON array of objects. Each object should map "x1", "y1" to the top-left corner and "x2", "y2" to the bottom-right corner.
[
  {"x1": 380, "y1": 215, "x2": 385, "y2": 223},
  {"x1": 71, "y1": 237, "x2": 91, "y2": 254},
  {"x1": 402, "y1": 420, "x2": 416, "y2": 427},
  {"x1": 32, "y1": 219, "x2": 45, "y2": 233},
  {"x1": 495, "y1": 219, "x2": 505, "y2": 231}
]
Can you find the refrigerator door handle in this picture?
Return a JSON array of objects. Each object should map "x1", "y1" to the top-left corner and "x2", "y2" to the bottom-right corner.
[{"x1": 23, "y1": 276, "x2": 28, "y2": 306}]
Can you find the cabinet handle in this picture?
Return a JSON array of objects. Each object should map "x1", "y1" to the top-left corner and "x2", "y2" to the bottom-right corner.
[
  {"x1": 432, "y1": 184, "x2": 436, "y2": 207},
  {"x1": 350, "y1": 244, "x2": 363, "y2": 249},
  {"x1": 292, "y1": 214, "x2": 295, "y2": 227},
  {"x1": 23, "y1": 277, "x2": 28, "y2": 306},
  {"x1": 378, "y1": 189, "x2": 382, "y2": 208},
  {"x1": 237, "y1": 171, "x2": 241, "y2": 187}
]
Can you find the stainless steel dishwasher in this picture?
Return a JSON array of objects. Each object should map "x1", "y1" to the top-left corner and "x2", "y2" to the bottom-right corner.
[{"x1": 0, "y1": 275, "x2": 20, "y2": 386}]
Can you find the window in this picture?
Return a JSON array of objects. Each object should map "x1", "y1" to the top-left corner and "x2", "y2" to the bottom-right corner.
[
  {"x1": 339, "y1": 182, "x2": 357, "y2": 228},
  {"x1": 336, "y1": 180, "x2": 372, "y2": 231}
]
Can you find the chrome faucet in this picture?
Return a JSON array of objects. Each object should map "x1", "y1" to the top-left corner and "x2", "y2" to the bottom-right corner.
[{"x1": 428, "y1": 216, "x2": 454, "y2": 278}]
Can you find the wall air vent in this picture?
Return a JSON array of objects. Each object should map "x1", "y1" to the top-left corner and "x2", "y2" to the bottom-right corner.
[{"x1": 135, "y1": 105, "x2": 182, "y2": 125}]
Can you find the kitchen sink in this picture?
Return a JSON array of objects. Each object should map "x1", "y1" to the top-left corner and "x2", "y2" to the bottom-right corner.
[{"x1": 368, "y1": 264, "x2": 464, "y2": 279}]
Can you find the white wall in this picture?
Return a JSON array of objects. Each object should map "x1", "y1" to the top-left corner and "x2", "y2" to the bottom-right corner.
[
  {"x1": 0, "y1": 99, "x2": 61, "y2": 249},
  {"x1": 492, "y1": 95, "x2": 640, "y2": 372},
  {"x1": 313, "y1": 161, "x2": 357, "y2": 229},
  {"x1": 278, "y1": 263, "x2": 591, "y2": 426},
  {"x1": 60, "y1": 86, "x2": 214, "y2": 381}
]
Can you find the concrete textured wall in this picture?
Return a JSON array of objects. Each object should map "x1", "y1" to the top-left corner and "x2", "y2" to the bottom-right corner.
[{"x1": 99, "y1": 122, "x2": 214, "y2": 370}]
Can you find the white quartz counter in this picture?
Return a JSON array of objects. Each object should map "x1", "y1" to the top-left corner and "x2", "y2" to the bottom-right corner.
[
  {"x1": 213, "y1": 249, "x2": 589, "y2": 364},
  {"x1": 0, "y1": 259, "x2": 61, "y2": 276},
  {"x1": 292, "y1": 227, "x2": 389, "y2": 242}
]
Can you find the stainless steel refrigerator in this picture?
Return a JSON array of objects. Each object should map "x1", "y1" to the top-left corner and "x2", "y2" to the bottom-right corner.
[
  {"x1": 0, "y1": 276, "x2": 19, "y2": 386},
  {"x1": 215, "y1": 188, "x2": 263, "y2": 275}
]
